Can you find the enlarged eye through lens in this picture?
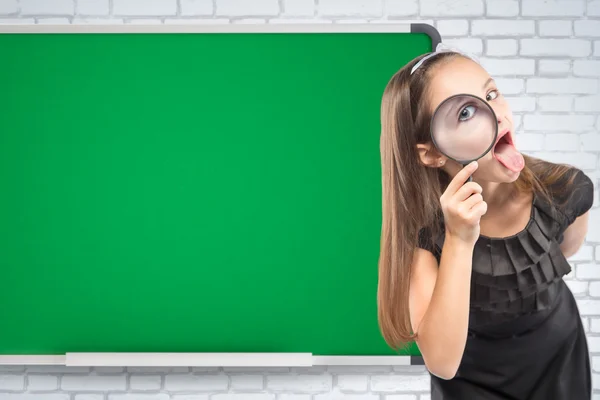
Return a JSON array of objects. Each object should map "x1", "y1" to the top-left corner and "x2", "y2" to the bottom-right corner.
[{"x1": 459, "y1": 105, "x2": 476, "y2": 121}]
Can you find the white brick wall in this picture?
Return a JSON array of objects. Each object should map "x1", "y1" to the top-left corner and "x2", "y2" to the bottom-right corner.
[{"x1": 0, "y1": 0, "x2": 598, "y2": 399}]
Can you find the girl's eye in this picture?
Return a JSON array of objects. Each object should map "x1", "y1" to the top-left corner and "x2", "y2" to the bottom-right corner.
[
  {"x1": 459, "y1": 105, "x2": 476, "y2": 121},
  {"x1": 486, "y1": 89, "x2": 499, "y2": 101}
]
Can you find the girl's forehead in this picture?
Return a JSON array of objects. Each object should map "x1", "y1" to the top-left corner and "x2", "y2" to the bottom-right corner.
[{"x1": 427, "y1": 58, "x2": 492, "y2": 111}]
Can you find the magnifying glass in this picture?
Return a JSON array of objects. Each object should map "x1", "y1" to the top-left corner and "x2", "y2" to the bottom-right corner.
[{"x1": 430, "y1": 94, "x2": 498, "y2": 182}]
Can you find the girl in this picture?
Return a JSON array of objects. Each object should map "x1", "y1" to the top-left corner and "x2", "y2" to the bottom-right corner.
[{"x1": 377, "y1": 48, "x2": 594, "y2": 399}]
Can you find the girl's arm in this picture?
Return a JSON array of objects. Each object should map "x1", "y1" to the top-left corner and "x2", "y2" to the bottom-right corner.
[{"x1": 409, "y1": 236, "x2": 474, "y2": 380}]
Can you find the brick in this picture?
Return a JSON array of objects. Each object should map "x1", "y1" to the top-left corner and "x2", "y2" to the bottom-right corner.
[
  {"x1": 223, "y1": 367, "x2": 288, "y2": 373},
  {"x1": 575, "y1": 96, "x2": 600, "y2": 113},
  {"x1": 337, "y1": 375, "x2": 368, "y2": 391},
  {"x1": 128, "y1": 367, "x2": 189, "y2": 373},
  {"x1": 524, "y1": 115, "x2": 595, "y2": 132},
  {"x1": 581, "y1": 133, "x2": 600, "y2": 151},
  {"x1": 486, "y1": 0, "x2": 519, "y2": 16},
  {"x1": 421, "y1": 0, "x2": 483, "y2": 16},
  {"x1": 371, "y1": 374, "x2": 430, "y2": 391},
  {"x1": 565, "y1": 280, "x2": 589, "y2": 295},
  {"x1": 334, "y1": 19, "x2": 369, "y2": 23},
  {"x1": 545, "y1": 133, "x2": 579, "y2": 151},
  {"x1": 520, "y1": 39, "x2": 591, "y2": 57},
  {"x1": 591, "y1": 282, "x2": 600, "y2": 297},
  {"x1": 230, "y1": 375, "x2": 263, "y2": 390},
  {"x1": 512, "y1": 115, "x2": 522, "y2": 129},
  {"x1": 472, "y1": 20, "x2": 534, "y2": 36},
  {"x1": 589, "y1": 212, "x2": 600, "y2": 242},
  {"x1": 590, "y1": 336, "x2": 600, "y2": 352},
  {"x1": 0, "y1": 0, "x2": 17, "y2": 14},
  {"x1": 569, "y1": 245, "x2": 594, "y2": 262},
  {"x1": 315, "y1": 395, "x2": 379, "y2": 400},
  {"x1": 391, "y1": 365, "x2": 427, "y2": 373},
  {"x1": 21, "y1": 0, "x2": 74, "y2": 14},
  {"x1": 385, "y1": 396, "x2": 418, "y2": 400},
  {"x1": 212, "y1": 396, "x2": 275, "y2": 400},
  {"x1": 125, "y1": 18, "x2": 163, "y2": 24},
  {"x1": 575, "y1": 20, "x2": 600, "y2": 37},
  {"x1": 267, "y1": 375, "x2": 332, "y2": 391},
  {"x1": 577, "y1": 263, "x2": 600, "y2": 279},
  {"x1": 538, "y1": 96, "x2": 572, "y2": 112},
  {"x1": 436, "y1": 20, "x2": 468, "y2": 36},
  {"x1": 0, "y1": 18, "x2": 35, "y2": 23},
  {"x1": 442, "y1": 38, "x2": 483, "y2": 55},
  {"x1": 77, "y1": 0, "x2": 109, "y2": 15},
  {"x1": 589, "y1": 1, "x2": 600, "y2": 16},
  {"x1": 538, "y1": 60, "x2": 571, "y2": 75},
  {"x1": 514, "y1": 133, "x2": 544, "y2": 151},
  {"x1": 28, "y1": 375, "x2": 59, "y2": 391},
  {"x1": 595, "y1": 41, "x2": 600, "y2": 56},
  {"x1": 539, "y1": 20, "x2": 572, "y2": 36},
  {"x1": 217, "y1": 0, "x2": 279, "y2": 15},
  {"x1": 171, "y1": 396, "x2": 210, "y2": 400},
  {"x1": 526, "y1": 78, "x2": 598, "y2": 94},
  {"x1": 109, "y1": 396, "x2": 169, "y2": 400},
  {"x1": 283, "y1": 0, "x2": 314, "y2": 16},
  {"x1": 592, "y1": 318, "x2": 600, "y2": 333},
  {"x1": 531, "y1": 152, "x2": 596, "y2": 170},
  {"x1": 574, "y1": 61, "x2": 600, "y2": 77},
  {"x1": 594, "y1": 356, "x2": 600, "y2": 373},
  {"x1": 114, "y1": 0, "x2": 177, "y2": 15},
  {"x1": 269, "y1": 18, "x2": 331, "y2": 23},
  {"x1": 181, "y1": 0, "x2": 213, "y2": 16},
  {"x1": 385, "y1": 0, "x2": 418, "y2": 16},
  {"x1": 75, "y1": 396, "x2": 104, "y2": 400},
  {"x1": 319, "y1": 0, "x2": 382, "y2": 16},
  {"x1": 479, "y1": 58, "x2": 535, "y2": 76},
  {"x1": 277, "y1": 396, "x2": 311, "y2": 400},
  {"x1": 61, "y1": 375, "x2": 126, "y2": 391},
  {"x1": 0, "y1": 375, "x2": 24, "y2": 391},
  {"x1": 94, "y1": 367, "x2": 125, "y2": 374},
  {"x1": 495, "y1": 78, "x2": 524, "y2": 94},
  {"x1": 505, "y1": 96, "x2": 535, "y2": 112},
  {"x1": 0, "y1": 396, "x2": 69, "y2": 400},
  {"x1": 130, "y1": 375, "x2": 161, "y2": 391},
  {"x1": 165, "y1": 375, "x2": 227, "y2": 391},
  {"x1": 486, "y1": 39, "x2": 518, "y2": 56},
  {"x1": 420, "y1": 396, "x2": 431, "y2": 400},
  {"x1": 522, "y1": 0, "x2": 585, "y2": 16},
  {"x1": 0, "y1": 367, "x2": 24, "y2": 372}
]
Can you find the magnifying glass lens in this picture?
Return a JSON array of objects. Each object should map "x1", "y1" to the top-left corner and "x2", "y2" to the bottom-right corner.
[{"x1": 431, "y1": 94, "x2": 497, "y2": 164}]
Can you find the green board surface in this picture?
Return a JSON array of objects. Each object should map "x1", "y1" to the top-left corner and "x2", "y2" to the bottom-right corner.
[{"x1": 0, "y1": 28, "x2": 433, "y2": 356}]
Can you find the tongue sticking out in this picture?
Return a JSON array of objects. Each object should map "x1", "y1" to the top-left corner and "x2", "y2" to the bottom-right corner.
[{"x1": 494, "y1": 140, "x2": 525, "y2": 172}]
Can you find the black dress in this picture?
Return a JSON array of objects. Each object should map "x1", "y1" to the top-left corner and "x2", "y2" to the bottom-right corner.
[{"x1": 417, "y1": 168, "x2": 595, "y2": 400}]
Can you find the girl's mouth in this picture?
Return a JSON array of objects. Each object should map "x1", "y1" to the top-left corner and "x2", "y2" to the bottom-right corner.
[{"x1": 492, "y1": 130, "x2": 525, "y2": 172}]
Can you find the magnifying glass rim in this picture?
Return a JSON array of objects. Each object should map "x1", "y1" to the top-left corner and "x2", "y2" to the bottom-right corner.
[{"x1": 429, "y1": 93, "x2": 499, "y2": 165}]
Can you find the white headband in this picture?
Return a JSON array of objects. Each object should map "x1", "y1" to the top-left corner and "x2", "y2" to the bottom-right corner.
[{"x1": 410, "y1": 42, "x2": 479, "y2": 75}]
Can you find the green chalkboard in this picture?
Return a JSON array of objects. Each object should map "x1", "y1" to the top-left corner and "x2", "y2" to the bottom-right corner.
[{"x1": 0, "y1": 24, "x2": 437, "y2": 357}]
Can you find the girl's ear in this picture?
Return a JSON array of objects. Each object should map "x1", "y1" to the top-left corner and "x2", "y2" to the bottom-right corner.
[{"x1": 416, "y1": 143, "x2": 444, "y2": 168}]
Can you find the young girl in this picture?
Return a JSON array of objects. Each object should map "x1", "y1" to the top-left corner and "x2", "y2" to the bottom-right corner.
[{"x1": 377, "y1": 49, "x2": 594, "y2": 399}]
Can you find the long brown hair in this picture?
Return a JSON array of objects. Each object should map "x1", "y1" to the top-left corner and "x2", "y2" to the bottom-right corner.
[{"x1": 377, "y1": 51, "x2": 580, "y2": 352}]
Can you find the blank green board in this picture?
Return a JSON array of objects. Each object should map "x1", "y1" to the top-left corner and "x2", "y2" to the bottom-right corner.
[{"x1": 0, "y1": 25, "x2": 437, "y2": 356}]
